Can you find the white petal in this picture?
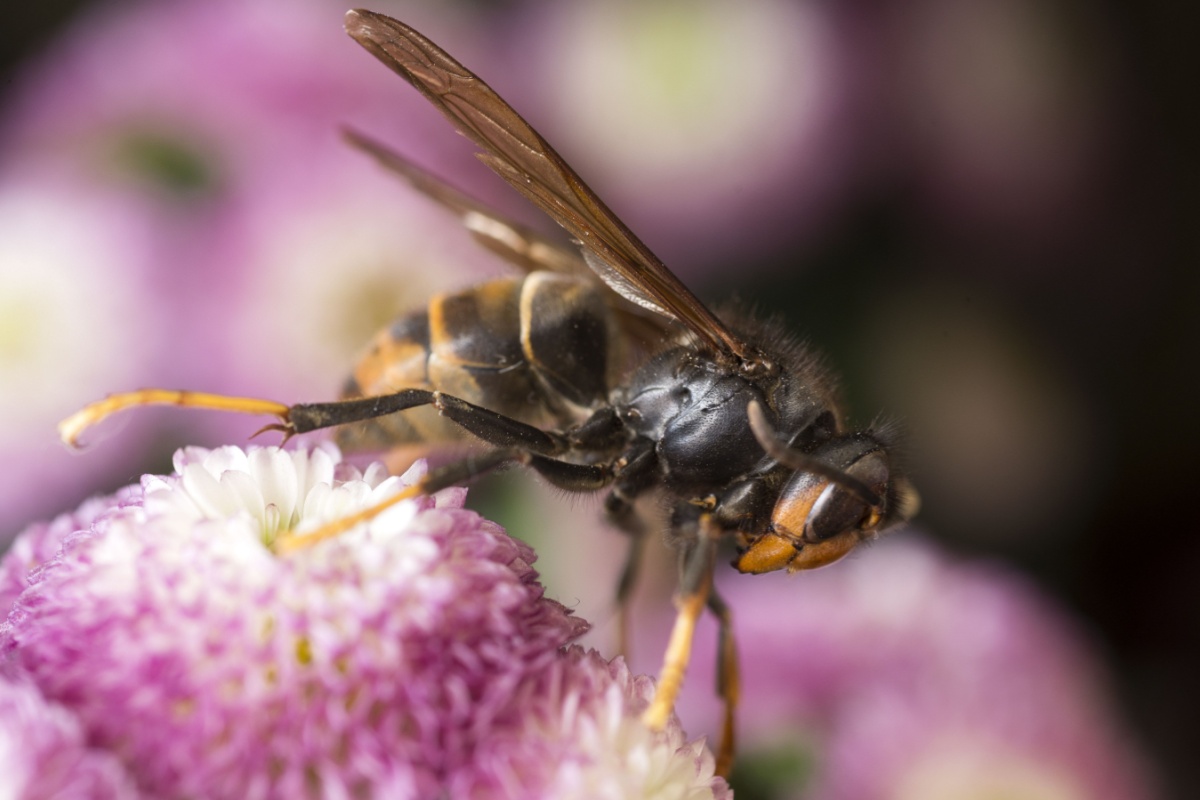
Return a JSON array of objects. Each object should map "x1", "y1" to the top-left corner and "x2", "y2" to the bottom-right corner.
[
  {"x1": 248, "y1": 448, "x2": 299, "y2": 524},
  {"x1": 180, "y1": 463, "x2": 241, "y2": 520}
]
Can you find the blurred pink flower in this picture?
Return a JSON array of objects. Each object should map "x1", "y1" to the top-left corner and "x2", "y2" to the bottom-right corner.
[
  {"x1": 0, "y1": 675, "x2": 137, "y2": 799},
  {"x1": 666, "y1": 537, "x2": 1157, "y2": 800},
  {"x1": 1, "y1": 0, "x2": 502, "y2": 396},
  {"x1": 0, "y1": 176, "x2": 165, "y2": 537},
  {"x1": 0, "y1": 444, "x2": 729, "y2": 798},
  {"x1": 0, "y1": 0, "x2": 503, "y2": 536},
  {"x1": 508, "y1": 0, "x2": 862, "y2": 273}
]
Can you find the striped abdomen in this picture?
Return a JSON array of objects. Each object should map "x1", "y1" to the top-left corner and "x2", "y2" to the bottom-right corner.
[{"x1": 337, "y1": 272, "x2": 613, "y2": 451}]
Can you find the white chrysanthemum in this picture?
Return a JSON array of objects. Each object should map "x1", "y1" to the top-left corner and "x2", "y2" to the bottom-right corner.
[{"x1": 140, "y1": 442, "x2": 409, "y2": 546}]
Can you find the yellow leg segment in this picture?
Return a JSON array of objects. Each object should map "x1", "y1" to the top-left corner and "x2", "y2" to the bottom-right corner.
[
  {"x1": 272, "y1": 483, "x2": 423, "y2": 554},
  {"x1": 273, "y1": 449, "x2": 512, "y2": 554},
  {"x1": 59, "y1": 389, "x2": 290, "y2": 447},
  {"x1": 641, "y1": 514, "x2": 740, "y2": 776},
  {"x1": 641, "y1": 575, "x2": 710, "y2": 731}
]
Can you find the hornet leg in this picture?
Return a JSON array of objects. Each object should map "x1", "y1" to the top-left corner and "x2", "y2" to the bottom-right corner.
[
  {"x1": 641, "y1": 513, "x2": 719, "y2": 734},
  {"x1": 275, "y1": 446, "x2": 615, "y2": 553},
  {"x1": 707, "y1": 584, "x2": 740, "y2": 777}
]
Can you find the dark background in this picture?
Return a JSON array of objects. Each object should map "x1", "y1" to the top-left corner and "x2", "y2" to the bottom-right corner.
[{"x1": 4, "y1": 1, "x2": 1196, "y2": 796}]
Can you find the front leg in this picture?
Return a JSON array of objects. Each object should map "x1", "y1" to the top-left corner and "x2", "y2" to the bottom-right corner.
[{"x1": 59, "y1": 387, "x2": 568, "y2": 454}]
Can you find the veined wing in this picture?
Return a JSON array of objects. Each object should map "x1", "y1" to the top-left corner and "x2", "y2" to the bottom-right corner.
[
  {"x1": 342, "y1": 126, "x2": 674, "y2": 350},
  {"x1": 344, "y1": 9, "x2": 755, "y2": 364},
  {"x1": 343, "y1": 126, "x2": 583, "y2": 276}
]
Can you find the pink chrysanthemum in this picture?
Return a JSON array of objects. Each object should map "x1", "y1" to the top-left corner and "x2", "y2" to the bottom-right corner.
[
  {"x1": 0, "y1": 674, "x2": 137, "y2": 799},
  {"x1": 1, "y1": 444, "x2": 727, "y2": 799},
  {"x1": 0, "y1": 485, "x2": 140, "y2": 621},
  {"x1": 667, "y1": 537, "x2": 1156, "y2": 800},
  {"x1": 461, "y1": 647, "x2": 727, "y2": 799}
]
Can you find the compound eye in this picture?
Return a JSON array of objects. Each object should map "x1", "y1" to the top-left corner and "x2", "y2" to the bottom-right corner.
[
  {"x1": 805, "y1": 450, "x2": 890, "y2": 542},
  {"x1": 807, "y1": 487, "x2": 870, "y2": 542}
]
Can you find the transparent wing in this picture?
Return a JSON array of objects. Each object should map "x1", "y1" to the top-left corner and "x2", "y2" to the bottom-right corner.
[
  {"x1": 343, "y1": 126, "x2": 675, "y2": 351},
  {"x1": 344, "y1": 9, "x2": 754, "y2": 363},
  {"x1": 343, "y1": 127, "x2": 584, "y2": 276}
]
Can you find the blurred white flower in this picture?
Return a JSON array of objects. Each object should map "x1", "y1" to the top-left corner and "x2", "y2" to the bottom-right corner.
[
  {"x1": 0, "y1": 0, "x2": 500, "y2": 536},
  {"x1": 514, "y1": 0, "x2": 859, "y2": 272},
  {"x1": 0, "y1": 178, "x2": 163, "y2": 537}
]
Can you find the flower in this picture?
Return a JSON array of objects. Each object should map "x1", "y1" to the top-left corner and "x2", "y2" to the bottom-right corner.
[
  {"x1": 0, "y1": 0, "x2": 500, "y2": 536},
  {"x1": 663, "y1": 537, "x2": 1157, "y2": 800},
  {"x1": 0, "y1": 0, "x2": 501, "y2": 400},
  {"x1": 1, "y1": 444, "x2": 728, "y2": 799},
  {"x1": 0, "y1": 675, "x2": 137, "y2": 799},
  {"x1": 0, "y1": 484, "x2": 140, "y2": 625},
  {"x1": 0, "y1": 177, "x2": 164, "y2": 537},
  {"x1": 514, "y1": 0, "x2": 859, "y2": 272},
  {"x1": 457, "y1": 647, "x2": 729, "y2": 800}
]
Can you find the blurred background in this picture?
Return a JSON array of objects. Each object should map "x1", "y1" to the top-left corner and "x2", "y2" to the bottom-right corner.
[{"x1": 1, "y1": 0, "x2": 1193, "y2": 797}]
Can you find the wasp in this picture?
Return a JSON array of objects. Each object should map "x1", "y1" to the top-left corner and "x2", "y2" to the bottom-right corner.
[{"x1": 61, "y1": 9, "x2": 918, "y2": 775}]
